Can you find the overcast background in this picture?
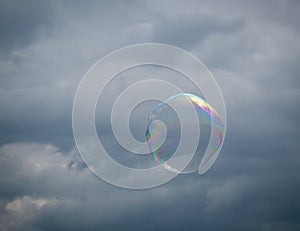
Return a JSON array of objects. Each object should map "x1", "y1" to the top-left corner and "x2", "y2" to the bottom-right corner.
[{"x1": 1, "y1": 0, "x2": 300, "y2": 230}]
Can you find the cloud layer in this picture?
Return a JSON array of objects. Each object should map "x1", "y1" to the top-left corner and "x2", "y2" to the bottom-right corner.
[{"x1": 0, "y1": 0, "x2": 300, "y2": 230}]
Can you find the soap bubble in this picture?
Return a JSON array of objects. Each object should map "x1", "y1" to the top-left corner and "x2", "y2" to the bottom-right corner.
[{"x1": 145, "y1": 93, "x2": 224, "y2": 174}]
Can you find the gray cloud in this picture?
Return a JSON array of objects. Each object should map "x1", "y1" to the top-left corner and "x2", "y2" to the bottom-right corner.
[
  {"x1": 151, "y1": 14, "x2": 243, "y2": 49},
  {"x1": 0, "y1": 0, "x2": 57, "y2": 56},
  {"x1": 0, "y1": 0, "x2": 300, "y2": 230},
  {"x1": 1, "y1": 142, "x2": 299, "y2": 231}
]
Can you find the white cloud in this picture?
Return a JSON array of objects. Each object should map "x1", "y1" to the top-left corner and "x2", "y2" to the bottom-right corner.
[{"x1": 5, "y1": 196, "x2": 51, "y2": 214}]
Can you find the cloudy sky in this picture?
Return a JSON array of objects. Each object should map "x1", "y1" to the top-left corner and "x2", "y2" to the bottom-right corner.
[{"x1": 1, "y1": 0, "x2": 300, "y2": 230}]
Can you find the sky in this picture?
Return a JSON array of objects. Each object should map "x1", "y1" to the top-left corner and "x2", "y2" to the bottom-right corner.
[{"x1": 1, "y1": 0, "x2": 300, "y2": 230}]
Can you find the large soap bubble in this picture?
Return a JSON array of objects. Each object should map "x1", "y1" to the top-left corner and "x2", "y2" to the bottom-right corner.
[{"x1": 145, "y1": 93, "x2": 224, "y2": 174}]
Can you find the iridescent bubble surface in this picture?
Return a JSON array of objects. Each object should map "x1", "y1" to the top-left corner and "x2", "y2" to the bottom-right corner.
[{"x1": 145, "y1": 93, "x2": 224, "y2": 173}]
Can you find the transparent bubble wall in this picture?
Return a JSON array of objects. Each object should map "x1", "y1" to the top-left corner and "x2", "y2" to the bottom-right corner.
[{"x1": 146, "y1": 93, "x2": 224, "y2": 174}]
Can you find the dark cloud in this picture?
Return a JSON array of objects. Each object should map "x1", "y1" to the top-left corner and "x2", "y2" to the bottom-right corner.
[
  {"x1": 0, "y1": 0, "x2": 56, "y2": 56},
  {"x1": 151, "y1": 14, "x2": 243, "y2": 49},
  {"x1": 0, "y1": 142, "x2": 299, "y2": 231},
  {"x1": 0, "y1": 0, "x2": 300, "y2": 230}
]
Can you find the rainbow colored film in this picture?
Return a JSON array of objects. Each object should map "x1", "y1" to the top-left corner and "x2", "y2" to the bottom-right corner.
[{"x1": 145, "y1": 93, "x2": 224, "y2": 173}]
